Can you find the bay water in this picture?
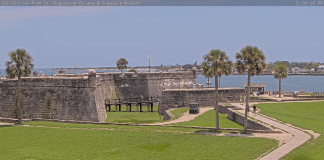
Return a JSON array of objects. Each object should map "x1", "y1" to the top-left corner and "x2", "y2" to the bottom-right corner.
[{"x1": 1, "y1": 68, "x2": 323, "y2": 92}]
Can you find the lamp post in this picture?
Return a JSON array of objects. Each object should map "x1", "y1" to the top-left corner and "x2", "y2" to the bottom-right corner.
[{"x1": 148, "y1": 53, "x2": 151, "y2": 72}]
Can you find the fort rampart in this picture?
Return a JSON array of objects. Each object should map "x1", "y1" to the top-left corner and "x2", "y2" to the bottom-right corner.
[
  {"x1": 57, "y1": 71, "x2": 197, "y2": 100},
  {"x1": 0, "y1": 72, "x2": 107, "y2": 122},
  {"x1": 0, "y1": 70, "x2": 197, "y2": 122}
]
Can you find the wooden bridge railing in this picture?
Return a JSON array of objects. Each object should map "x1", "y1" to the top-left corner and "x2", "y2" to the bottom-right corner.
[{"x1": 105, "y1": 96, "x2": 160, "y2": 112}]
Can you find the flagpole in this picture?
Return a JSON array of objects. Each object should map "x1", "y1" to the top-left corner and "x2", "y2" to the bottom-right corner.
[{"x1": 149, "y1": 53, "x2": 150, "y2": 72}]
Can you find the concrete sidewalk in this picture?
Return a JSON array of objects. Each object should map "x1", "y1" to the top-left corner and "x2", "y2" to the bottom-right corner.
[
  {"x1": 231, "y1": 103, "x2": 311, "y2": 160},
  {"x1": 0, "y1": 123, "x2": 15, "y2": 127}
]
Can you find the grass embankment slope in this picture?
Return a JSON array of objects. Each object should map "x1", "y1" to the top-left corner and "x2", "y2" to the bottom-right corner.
[
  {"x1": 170, "y1": 110, "x2": 243, "y2": 129},
  {"x1": 0, "y1": 121, "x2": 277, "y2": 160},
  {"x1": 106, "y1": 105, "x2": 163, "y2": 124},
  {"x1": 258, "y1": 102, "x2": 324, "y2": 160},
  {"x1": 106, "y1": 106, "x2": 189, "y2": 124}
]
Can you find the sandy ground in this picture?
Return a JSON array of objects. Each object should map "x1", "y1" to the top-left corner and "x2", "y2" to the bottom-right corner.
[{"x1": 151, "y1": 108, "x2": 214, "y2": 125}]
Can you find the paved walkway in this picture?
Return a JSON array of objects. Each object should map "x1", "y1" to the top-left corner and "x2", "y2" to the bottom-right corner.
[
  {"x1": 151, "y1": 108, "x2": 213, "y2": 125},
  {"x1": 0, "y1": 123, "x2": 15, "y2": 127},
  {"x1": 232, "y1": 103, "x2": 311, "y2": 160}
]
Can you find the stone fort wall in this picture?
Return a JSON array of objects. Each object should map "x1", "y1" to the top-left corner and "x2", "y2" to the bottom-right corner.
[
  {"x1": 0, "y1": 75, "x2": 107, "y2": 122},
  {"x1": 158, "y1": 87, "x2": 245, "y2": 114},
  {"x1": 0, "y1": 70, "x2": 196, "y2": 122},
  {"x1": 57, "y1": 71, "x2": 197, "y2": 100}
]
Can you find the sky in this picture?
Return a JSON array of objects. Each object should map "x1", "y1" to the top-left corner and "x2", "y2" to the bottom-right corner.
[{"x1": 0, "y1": 6, "x2": 324, "y2": 69}]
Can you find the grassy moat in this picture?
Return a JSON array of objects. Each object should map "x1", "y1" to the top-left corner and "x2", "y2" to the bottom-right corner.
[
  {"x1": 106, "y1": 105, "x2": 164, "y2": 124},
  {"x1": 0, "y1": 121, "x2": 277, "y2": 160},
  {"x1": 2, "y1": 102, "x2": 323, "y2": 159}
]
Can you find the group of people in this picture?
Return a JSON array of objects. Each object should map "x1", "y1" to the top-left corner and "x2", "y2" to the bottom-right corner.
[
  {"x1": 268, "y1": 90, "x2": 277, "y2": 97},
  {"x1": 241, "y1": 95, "x2": 258, "y2": 116},
  {"x1": 247, "y1": 104, "x2": 257, "y2": 116},
  {"x1": 252, "y1": 91, "x2": 260, "y2": 96}
]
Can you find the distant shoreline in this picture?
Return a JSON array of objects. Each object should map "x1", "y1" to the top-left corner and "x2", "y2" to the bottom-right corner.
[{"x1": 48, "y1": 68, "x2": 153, "y2": 71}]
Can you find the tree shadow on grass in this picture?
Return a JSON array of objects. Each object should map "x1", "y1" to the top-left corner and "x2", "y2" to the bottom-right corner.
[{"x1": 194, "y1": 129, "x2": 222, "y2": 134}]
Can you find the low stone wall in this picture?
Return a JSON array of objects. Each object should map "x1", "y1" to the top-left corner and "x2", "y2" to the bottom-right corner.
[
  {"x1": 227, "y1": 108, "x2": 272, "y2": 130},
  {"x1": 158, "y1": 87, "x2": 245, "y2": 114},
  {"x1": 162, "y1": 109, "x2": 172, "y2": 121},
  {"x1": 161, "y1": 105, "x2": 271, "y2": 131}
]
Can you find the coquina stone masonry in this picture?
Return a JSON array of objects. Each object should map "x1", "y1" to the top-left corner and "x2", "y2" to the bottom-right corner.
[
  {"x1": 0, "y1": 70, "x2": 197, "y2": 122},
  {"x1": 57, "y1": 70, "x2": 198, "y2": 100},
  {"x1": 0, "y1": 70, "x2": 107, "y2": 122},
  {"x1": 158, "y1": 87, "x2": 245, "y2": 114}
]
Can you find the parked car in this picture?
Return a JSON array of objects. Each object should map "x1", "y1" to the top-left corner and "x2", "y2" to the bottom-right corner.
[{"x1": 189, "y1": 102, "x2": 200, "y2": 114}]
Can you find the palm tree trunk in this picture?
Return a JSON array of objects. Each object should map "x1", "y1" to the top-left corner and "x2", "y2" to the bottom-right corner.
[
  {"x1": 215, "y1": 74, "x2": 219, "y2": 130},
  {"x1": 208, "y1": 77, "x2": 210, "y2": 87},
  {"x1": 17, "y1": 75, "x2": 21, "y2": 124},
  {"x1": 279, "y1": 78, "x2": 281, "y2": 98},
  {"x1": 244, "y1": 72, "x2": 251, "y2": 132}
]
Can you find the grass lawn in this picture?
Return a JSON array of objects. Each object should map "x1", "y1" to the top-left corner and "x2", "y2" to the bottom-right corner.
[
  {"x1": 170, "y1": 109, "x2": 243, "y2": 129},
  {"x1": 106, "y1": 106, "x2": 189, "y2": 124},
  {"x1": 257, "y1": 102, "x2": 324, "y2": 160},
  {"x1": 0, "y1": 121, "x2": 277, "y2": 160},
  {"x1": 170, "y1": 107, "x2": 189, "y2": 120},
  {"x1": 250, "y1": 96, "x2": 267, "y2": 99}
]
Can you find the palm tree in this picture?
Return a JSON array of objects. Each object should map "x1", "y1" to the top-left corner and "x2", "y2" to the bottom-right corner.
[
  {"x1": 203, "y1": 49, "x2": 233, "y2": 130},
  {"x1": 116, "y1": 58, "x2": 128, "y2": 74},
  {"x1": 273, "y1": 62, "x2": 287, "y2": 98},
  {"x1": 201, "y1": 62, "x2": 213, "y2": 87},
  {"x1": 5, "y1": 49, "x2": 34, "y2": 124},
  {"x1": 128, "y1": 68, "x2": 137, "y2": 74},
  {"x1": 235, "y1": 45, "x2": 267, "y2": 132}
]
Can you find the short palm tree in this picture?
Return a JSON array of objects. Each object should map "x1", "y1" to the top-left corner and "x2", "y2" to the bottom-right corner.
[
  {"x1": 128, "y1": 68, "x2": 137, "y2": 74},
  {"x1": 235, "y1": 45, "x2": 267, "y2": 132},
  {"x1": 116, "y1": 58, "x2": 128, "y2": 74},
  {"x1": 273, "y1": 62, "x2": 287, "y2": 98},
  {"x1": 201, "y1": 62, "x2": 213, "y2": 87},
  {"x1": 203, "y1": 49, "x2": 233, "y2": 130},
  {"x1": 6, "y1": 49, "x2": 34, "y2": 124}
]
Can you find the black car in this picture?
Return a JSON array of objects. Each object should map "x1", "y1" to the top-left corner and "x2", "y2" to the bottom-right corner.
[{"x1": 189, "y1": 102, "x2": 200, "y2": 114}]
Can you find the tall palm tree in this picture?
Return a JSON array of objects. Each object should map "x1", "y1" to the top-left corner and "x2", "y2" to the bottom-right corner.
[
  {"x1": 274, "y1": 62, "x2": 287, "y2": 98},
  {"x1": 203, "y1": 49, "x2": 233, "y2": 130},
  {"x1": 235, "y1": 45, "x2": 267, "y2": 132},
  {"x1": 6, "y1": 49, "x2": 34, "y2": 124},
  {"x1": 201, "y1": 62, "x2": 213, "y2": 87},
  {"x1": 116, "y1": 58, "x2": 128, "y2": 74}
]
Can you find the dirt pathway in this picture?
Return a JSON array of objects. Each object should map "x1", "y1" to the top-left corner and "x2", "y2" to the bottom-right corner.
[{"x1": 150, "y1": 108, "x2": 214, "y2": 125}]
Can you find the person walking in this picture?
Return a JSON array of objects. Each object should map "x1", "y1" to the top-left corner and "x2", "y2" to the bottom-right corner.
[
  {"x1": 243, "y1": 94, "x2": 246, "y2": 103},
  {"x1": 253, "y1": 104, "x2": 257, "y2": 116},
  {"x1": 248, "y1": 106, "x2": 250, "y2": 114},
  {"x1": 274, "y1": 90, "x2": 277, "y2": 97}
]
